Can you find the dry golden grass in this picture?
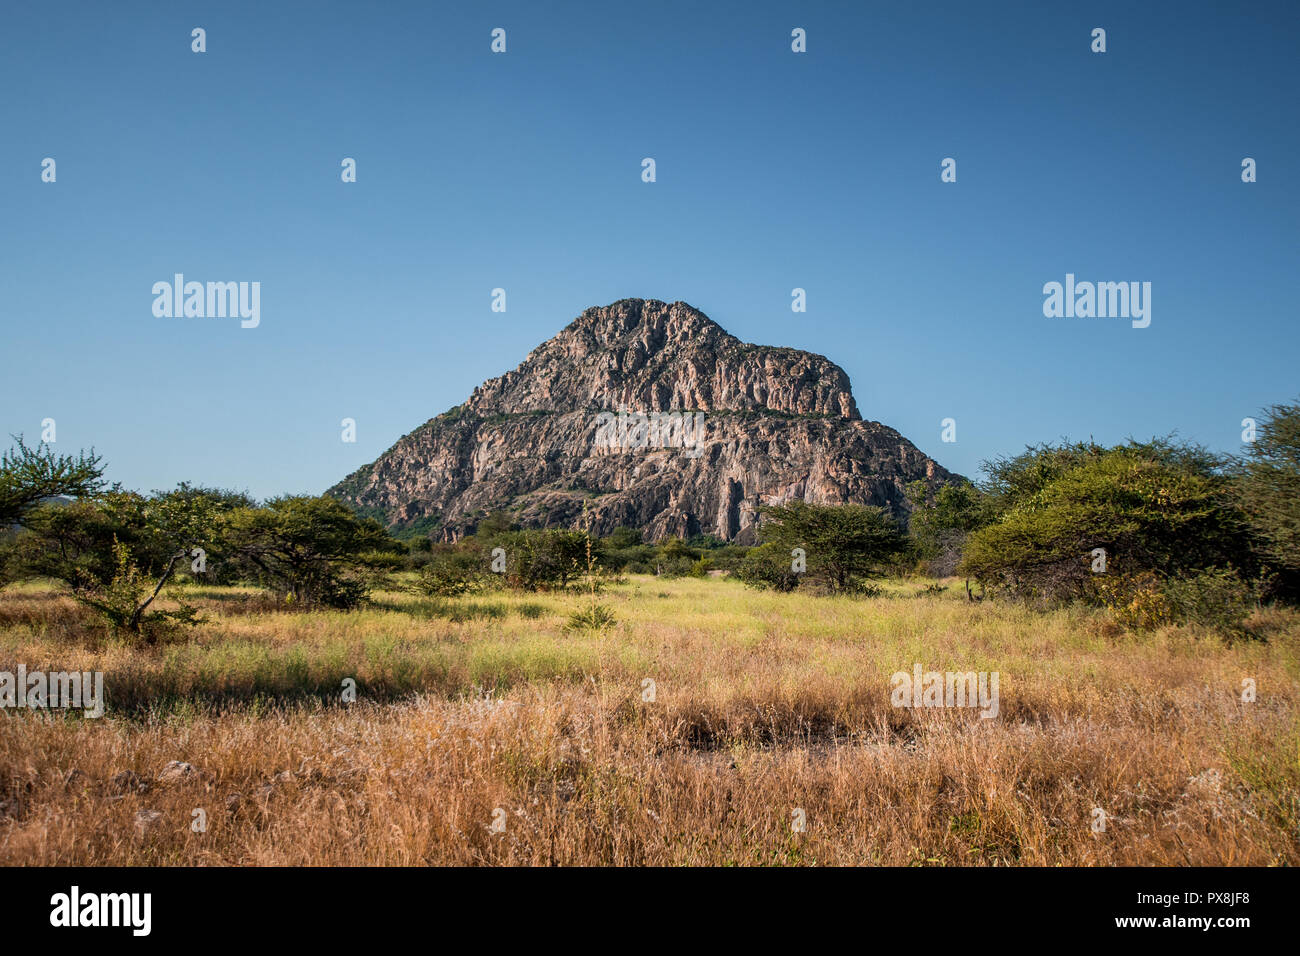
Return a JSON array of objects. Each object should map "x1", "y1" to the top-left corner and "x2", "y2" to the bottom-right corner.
[{"x1": 1, "y1": 575, "x2": 1296, "y2": 865}]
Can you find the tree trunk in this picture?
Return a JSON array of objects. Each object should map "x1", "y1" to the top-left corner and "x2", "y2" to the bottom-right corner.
[{"x1": 128, "y1": 550, "x2": 187, "y2": 635}]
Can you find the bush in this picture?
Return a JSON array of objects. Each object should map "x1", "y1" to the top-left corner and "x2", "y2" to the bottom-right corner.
[
  {"x1": 221, "y1": 495, "x2": 391, "y2": 608},
  {"x1": 1094, "y1": 571, "x2": 1175, "y2": 631},
  {"x1": 735, "y1": 542, "x2": 802, "y2": 592},
  {"x1": 144, "y1": 482, "x2": 257, "y2": 585},
  {"x1": 1164, "y1": 568, "x2": 1257, "y2": 639},
  {"x1": 688, "y1": 558, "x2": 714, "y2": 578},
  {"x1": 756, "y1": 501, "x2": 905, "y2": 593},
  {"x1": 962, "y1": 440, "x2": 1255, "y2": 604},
  {"x1": 414, "y1": 546, "x2": 492, "y2": 596},
  {"x1": 605, "y1": 547, "x2": 654, "y2": 571},
  {"x1": 488, "y1": 529, "x2": 590, "y2": 591},
  {"x1": 0, "y1": 437, "x2": 103, "y2": 529},
  {"x1": 797, "y1": 575, "x2": 883, "y2": 598},
  {"x1": 11, "y1": 496, "x2": 145, "y2": 592},
  {"x1": 905, "y1": 479, "x2": 995, "y2": 577},
  {"x1": 1094, "y1": 567, "x2": 1257, "y2": 639},
  {"x1": 75, "y1": 539, "x2": 203, "y2": 645},
  {"x1": 308, "y1": 575, "x2": 370, "y2": 611},
  {"x1": 659, "y1": 538, "x2": 699, "y2": 563},
  {"x1": 565, "y1": 603, "x2": 616, "y2": 632},
  {"x1": 1236, "y1": 400, "x2": 1300, "y2": 596}
]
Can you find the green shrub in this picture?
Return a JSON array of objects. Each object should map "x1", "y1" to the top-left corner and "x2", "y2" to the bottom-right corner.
[
  {"x1": 735, "y1": 542, "x2": 801, "y2": 592},
  {"x1": 1094, "y1": 571, "x2": 1175, "y2": 631},
  {"x1": 905, "y1": 479, "x2": 994, "y2": 577},
  {"x1": 1094, "y1": 567, "x2": 1257, "y2": 639},
  {"x1": 962, "y1": 440, "x2": 1254, "y2": 604},
  {"x1": 1236, "y1": 399, "x2": 1300, "y2": 598},
  {"x1": 756, "y1": 501, "x2": 905, "y2": 593},
  {"x1": 1164, "y1": 568, "x2": 1257, "y2": 639},
  {"x1": 220, "y1": 495, "x2": 390, "y2": 608},
  {"x1": 414, "y1": 547, "x2": 492, "y2": 597},
  {"x1": 656, "y1": 556, "x2": 695, "y2": 579},
  {"x1": 566, "y1": 603, "x2": 616, "y2": 632},
  {"x1": 490, "y1": 529, "x2": 590, "y2": 590},
  {"x1": 75, "y1": 540, "x2": 203, "y2": 645},
  {"x1": 689, "y1": 558, "x2": 715, "y2": 578}
]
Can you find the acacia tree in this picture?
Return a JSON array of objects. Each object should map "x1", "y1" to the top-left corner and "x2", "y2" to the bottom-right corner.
[
  {"x1": 485, "y1": 528, "x2": 591, "y2": 590},
  {"x1": 222, "y1": 495, "x2": 391, "y2": 607},
  {"x1": 905, "y1": 479, "x2": 995, "y2": 585},
  {"x1": 960, "y1": 439, "x2": 1253, "y2": 603},
  {"x1": 1237, "y1": 401, "x2": 1300, "y2": 577},
  {"x1": 7, "y1": 487, "x2": 209, "y2": 640},
  {"x1": 144, "y1": 483, "x2": 255, "y2": 584},
  {"x1": 73, "y1": 538, "x2": 203, "y2": 641},
  {"x1": 10, "y1": 491, "x2": 151, "y2": 590},
  {"x1": 758, "y1": 501, "x2": 906, "y2": 593},
  {"x1": 0, "y1": 437, "x2": 103, "y2": 528}
]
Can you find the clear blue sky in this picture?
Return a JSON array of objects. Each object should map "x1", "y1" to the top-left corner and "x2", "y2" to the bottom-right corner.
[{"x1": 2, "y1": 0, "x2": 1297, "y2": 499}]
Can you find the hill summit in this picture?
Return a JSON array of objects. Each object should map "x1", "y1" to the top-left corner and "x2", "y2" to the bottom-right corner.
[{"x1": 329, "y1": 299, "x2": 956, "y2": 542}]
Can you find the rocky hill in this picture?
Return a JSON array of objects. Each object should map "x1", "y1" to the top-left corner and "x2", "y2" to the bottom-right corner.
[{"x1": 329, "y1": 299, "x2": 957, "y2": 542}]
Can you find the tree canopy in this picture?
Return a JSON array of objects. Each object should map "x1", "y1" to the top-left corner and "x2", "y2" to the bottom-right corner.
[
  {"x1": 757, "y1": 501, "x2": 906, "y2": 592},
  {"x1": 0, "y1": 436, "x2": 103, "y2": 528},
  {"x1": 1237, "y1": 400, "x2": 1300, "y2": 576},
  {"x1": 960, "y1": 439, "x2": 1253, "y2": 602}
]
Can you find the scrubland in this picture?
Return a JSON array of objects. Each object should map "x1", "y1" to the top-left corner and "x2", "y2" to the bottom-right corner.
[{"x1": 1, "y1": 575, "x2": 1296, "y2": 865}]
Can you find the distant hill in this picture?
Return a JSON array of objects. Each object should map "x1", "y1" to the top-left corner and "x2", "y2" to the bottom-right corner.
[{"x1": 329, "y1": 299, "x2": 958, "y2": 542}]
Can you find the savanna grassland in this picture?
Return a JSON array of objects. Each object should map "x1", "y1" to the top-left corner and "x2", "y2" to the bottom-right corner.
[{"x1": 1, "y1": 574, "x2": 1297, "y2": 866}]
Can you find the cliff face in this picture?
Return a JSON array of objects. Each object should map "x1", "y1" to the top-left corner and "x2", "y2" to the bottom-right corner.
[{"x1": 329, "y1": 299, "x2": 957, "y2": 542}]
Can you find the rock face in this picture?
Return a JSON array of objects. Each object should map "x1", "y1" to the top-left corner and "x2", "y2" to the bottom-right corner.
[{"x1": 329, "y1": 299, "x2": 958, "y2": 543}]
